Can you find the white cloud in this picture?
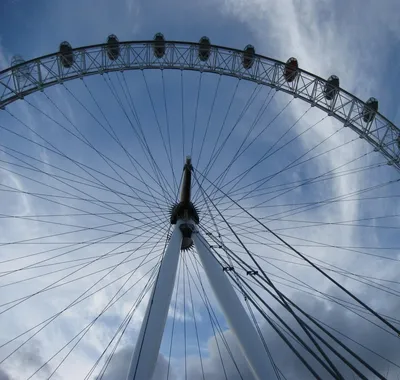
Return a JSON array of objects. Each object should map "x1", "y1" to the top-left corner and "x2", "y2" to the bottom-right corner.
[
  {"x1": 0, "y1": 0, "x2": 399, "y2": 379},
  {"x1": 186, "y1": 290, "x2": 400, "y2": 379},
  {"x1": 98, "y1": 346, "x2": 174, "y2": 380}
]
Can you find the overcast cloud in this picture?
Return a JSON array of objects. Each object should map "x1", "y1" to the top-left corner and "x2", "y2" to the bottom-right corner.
[{"x1": 0, "y1": 0, "x2": 399, "y2": 379}]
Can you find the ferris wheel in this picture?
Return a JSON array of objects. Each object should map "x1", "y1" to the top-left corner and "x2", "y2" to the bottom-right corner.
[{"x1": 0, "y1": 33, "x2": 400, "y2": 379}]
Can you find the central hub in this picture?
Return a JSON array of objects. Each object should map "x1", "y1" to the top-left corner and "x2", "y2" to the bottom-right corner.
[{"x1": 170, "y1": 156, "x2": 199, "y2": 250}]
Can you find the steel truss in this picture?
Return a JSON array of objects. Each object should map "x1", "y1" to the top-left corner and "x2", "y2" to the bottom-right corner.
[
  {"x1": 0, "y1": 40, "x2": 399, "y2": 169},
  {"x1": 127, "y1": 220, "x2": 271, "y2": 380},
  {"x1": 127, "y1": 157, "x2": 271, "y2": 379},
  {"x1": 0, "y1": 40, "x2": 397, "y2": 380}
]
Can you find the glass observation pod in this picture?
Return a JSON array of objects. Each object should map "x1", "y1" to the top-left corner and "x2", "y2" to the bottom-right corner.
[
  {"x1": 363, "y1": 97, "x2": 378, "y2": 123},
  {"x1": 106, "y1": 34, "x2": 120, "y2": 61},
  {"x1": 284, "y1": 57, "x2": 298, "y2": 83},
  {"x1": 11, "y1": 55, "x2": 30, "y2": 84},
  {"x1": 324, "y1": 75, "x2": 340, "y2": 100},
  {"x1": 153, "y1": 33, "x2": 166, "y2": 58},
  {"x1": 59, "y1": 41, "x2": 74, "y2": 68},
  {"x1": 198, "y1": 36, "x2": 211, "y2": 61},
  {"x1": 11, "y1": 55, "x2": 25, "y2": 68},
  {"x1": 242, "y1": 45, "x2": 255, "y2": 70}
]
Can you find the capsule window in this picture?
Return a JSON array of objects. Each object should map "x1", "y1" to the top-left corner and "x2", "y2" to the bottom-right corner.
[
  {"x1": 284, "y1": 57, "x2": 298, "y2": 83},
  {"x1": 199, "y1": 36, "x2": 211, "y2": 61},
  {"x1": 362, "y1": 97, "x2": 378, "y2": 123},
  {"x1": 153, "y1": 33, "x2": 166, "y2": 59},
  {"x1": 107, "y1": 34, "x2": 120, "y2": 61},
  {"x1": 59, "y1": 42, "x2": 74, "y2": 68},
  {"x1": 324, "y1": 75, "x2": 339, "y2": 100},
  {"x1": 242, "y1": 45, "x2": 255, "y2": 70}
]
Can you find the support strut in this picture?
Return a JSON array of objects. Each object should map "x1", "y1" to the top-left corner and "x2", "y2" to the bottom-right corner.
[
  {"x1": 126, "y1": 222, "x2": 183, "y2": 380},
  {"x1": 170, "y1": 156, "x2": 199, "y2": 250},
  {"x1": 180, "y1": 156, "x2": 192, "y2": 208},
  {"x1": 193, "y1": 232, "x2": 271, "y2": 380},
  {"x1": 128, "y1": 156, "x2": 270, "y2": 380}
]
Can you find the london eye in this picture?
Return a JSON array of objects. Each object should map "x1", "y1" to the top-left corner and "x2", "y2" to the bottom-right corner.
[{"x1": 0, "y1": 34, "x2": 399, "y2": 379}]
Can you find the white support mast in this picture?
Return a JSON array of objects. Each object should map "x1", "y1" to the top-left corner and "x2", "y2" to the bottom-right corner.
[
  {"x1": 126, "y1": 222, "x2": 183, "y2": 380},
  {"x1": 193, "y1": 232, "x2": 271, "y2": 380},
  {"x1": 127, "y1": 156, "x2": 270, "y2": 379},
  {"x1": 127, "y1": 157, "x2": 199, "y2": 380}
]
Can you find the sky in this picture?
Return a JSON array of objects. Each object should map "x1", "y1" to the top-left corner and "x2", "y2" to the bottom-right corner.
[{"x1": 1, "y1": 0, "x2": 400, "y2": 379}]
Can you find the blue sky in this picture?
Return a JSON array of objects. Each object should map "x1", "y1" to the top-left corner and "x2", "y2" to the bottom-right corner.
[{"x1": 1, "y1": 0, "x2": 400, "y2": 379}]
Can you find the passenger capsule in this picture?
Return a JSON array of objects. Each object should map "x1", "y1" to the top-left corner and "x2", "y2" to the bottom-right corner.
[
  {"x1": 198, "y1": 36, "x2": 211, "y2": 61},
  {"x1": 242, "y1": 45, "x2": 255, "y2": 70},
  {"x1": 11, "y1": 55, "x2": 29, "y2": 83},
  {"x1": 362, "y1": 97, "x2": 378, "y2": 123},
  {"x1": 11, "y1": 55, "x2": 27, "y2": 72},
  {"x1": 153, "y1": 33, "x2": 165, "y2": 58},
  {"x1": 59, "y1": 41, "x2": 74, "y2": 68},
  {"x1": 107, "y1": 34, "x2": 120, "y2": 61},
  {"x1": 284, "y1": 57, "x2": 298, "y2": 83},
  {"x1": 324, "y1": 75, "x2": 339, "y2": 100},
  {"x1": 11, "y1": 55, "x2": 25, "y2": 67}
]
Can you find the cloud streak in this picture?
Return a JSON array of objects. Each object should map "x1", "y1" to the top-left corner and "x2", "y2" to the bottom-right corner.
[{"x1": 0, "y1": 0, "x2": 399, "y2": 379}]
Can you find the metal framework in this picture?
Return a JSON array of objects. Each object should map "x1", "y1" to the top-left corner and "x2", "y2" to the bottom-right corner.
[
  {"x1": 0, "y1": 40, "x2": 399, "y2": 170},
  {"x1": 1, "y1": 40, "x2": 398, "y2": 379},
  {"x1": 126, "y1": 221, "x2": 183, "y2": 380},
  {"x1": 193, "y1": 231, "x2": 272, "y2": 379},
  {"x1": 126, "y1": 157, "x2": 270, "y2": 380}
]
